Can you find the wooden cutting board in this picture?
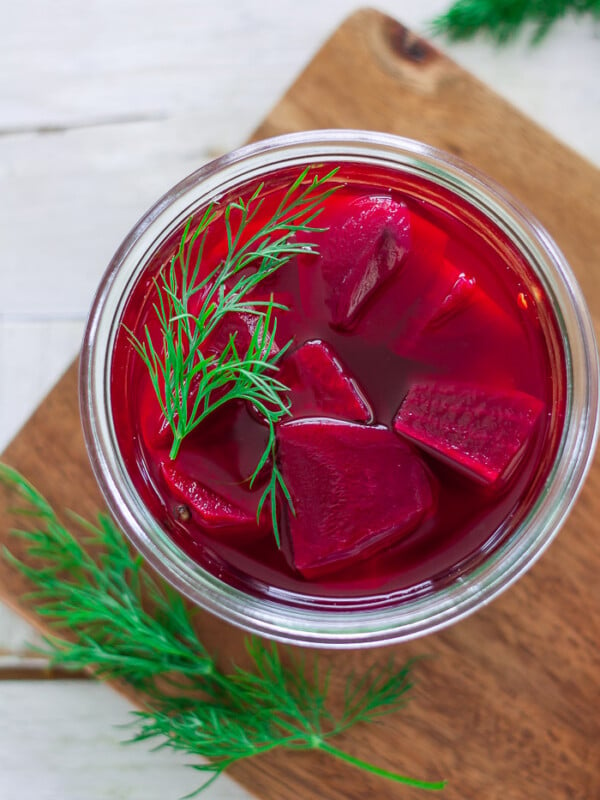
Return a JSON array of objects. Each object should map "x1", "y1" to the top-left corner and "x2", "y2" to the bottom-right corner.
[{"x1": 1, "y1": 9, "x2": 599, "y2": 800}]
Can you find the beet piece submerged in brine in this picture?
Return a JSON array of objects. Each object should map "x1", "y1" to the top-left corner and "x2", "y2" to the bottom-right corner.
[
  {"x1": 299, "y1": 194, "x2": 411, "y2": 329},
  {"x1": 160, "y1": 461, "x2": 267, "y2": 540},
  {"x1": 280, "y1": 339, "x2": 372, "y2": 422},
  {"x1": 277, "y1": 419, "x2": 434, "y2": 577},
  {"x1": 393, "y1": 381, "x2": 545, "y2": 486}
]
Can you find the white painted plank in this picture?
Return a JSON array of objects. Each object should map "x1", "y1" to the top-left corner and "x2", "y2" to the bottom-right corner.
[
  {"x1": 2, "y1": 1, "x2": 598, "y2": 160},
  {"x1": 0, "y1": 118, "x2": 221, "y2": 317},
  {"x1": 0, "y1": 604, "x2": 43, "y2": 655},
  {"x1": 2, "y1": 1, "x2": 438, "y2": 130},
  {"x1": 0, "y1": 680, "x2": 254, "y2": 800}
]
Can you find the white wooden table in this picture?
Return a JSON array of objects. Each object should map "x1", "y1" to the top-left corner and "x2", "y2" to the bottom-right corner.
[{"x1": 1, "y1": 2, "x2": 599, "y2": 797}]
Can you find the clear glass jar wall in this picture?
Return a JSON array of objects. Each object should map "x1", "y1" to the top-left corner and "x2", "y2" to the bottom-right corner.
[{"x1": 80, "y1": 131, "x2": 599, "y2": 647}]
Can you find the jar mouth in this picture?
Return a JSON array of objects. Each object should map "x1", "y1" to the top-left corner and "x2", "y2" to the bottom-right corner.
[{"x1": 80, "y1": 130, "x2": 599, "y2": 648}]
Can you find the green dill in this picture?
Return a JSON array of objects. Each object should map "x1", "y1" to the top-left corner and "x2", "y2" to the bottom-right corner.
[
  {"x1": 128, "y1": 166, "x2": 339, "y2": 545},
  {"x1": 432, "y1": 0, "x2": 600, "y2": 43},
  {"x1": 0, "y1": 463, "x2": 446, "y2": 796}
]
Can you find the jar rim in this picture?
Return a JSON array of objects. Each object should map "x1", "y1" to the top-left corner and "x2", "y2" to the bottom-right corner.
[{"x1": 80, "y1": 129, "x2": 599, "y2": 647}]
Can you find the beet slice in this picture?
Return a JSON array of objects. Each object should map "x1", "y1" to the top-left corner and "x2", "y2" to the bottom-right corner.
[
  {"x1": 279, "y1": 339, "x2": 372, "y2": 422},
  {"x1": 160, "y1": 461, "x2": 267, "y2": 538},
  {"x1": 393, "y1": 382, "x2": 545, "y2": 485},
  {"x1": 398, "y1": 261, "x2": 524, "y2": 386},
  {"x1": 299, "y1": 194, "x2": 411, "y2": 329},
  {"x1": 424, "y1": 272, "x2": 477, "y2": 330},
  {"x1": 277, "y1": 419, "x2": 433, "y2": 578},
  {"x1": 354, "y1": 213, "x2": 453, "y2": 350}
]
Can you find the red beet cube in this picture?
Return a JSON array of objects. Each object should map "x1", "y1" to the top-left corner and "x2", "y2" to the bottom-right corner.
[
  {"x1": 423, "y1": 272, "x2": 477, "y2": 329},
  {"x1": 160, "y1": 461, "x2": 266, "y2": 538},
  {"x1": 355, "y1": 213, "x2": 452, "y2": 350},
  {"x1": 299, "y1": 194, "x2": 411, "y2": 329},
  {"x1": 279, "y1": 339, "x2": 372, "y2": 422},
  {"x1": 399, "y1": 261, "x2": 524, "y2": 386},
  {"x1": 393, "y1": 382, "x2": 545, "y2": 485},
  {"x1": 277, "y1": 419, "x2": 434, "y2": 578}
]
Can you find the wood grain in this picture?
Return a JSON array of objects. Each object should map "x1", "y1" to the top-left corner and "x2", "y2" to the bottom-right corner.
[{"x1": 1, "y1": 9, "x2": 599, "y2": 799}]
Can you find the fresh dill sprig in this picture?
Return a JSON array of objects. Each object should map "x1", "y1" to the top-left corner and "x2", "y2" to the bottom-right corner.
[
  {"x1": 0, "y1": 464, "x2": 446, "y2": 796},
  {"x1": 128, "y1": 166, "x2": 339, "y2": 545},
  {"x1": 432, "y1": 0, "x2": 600, "y2": 43}
]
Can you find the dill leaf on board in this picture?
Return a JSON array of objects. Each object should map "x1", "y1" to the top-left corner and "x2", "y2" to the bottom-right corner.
[{"x1": 0, "y1": 463, "x2": 446, "y2": 796}]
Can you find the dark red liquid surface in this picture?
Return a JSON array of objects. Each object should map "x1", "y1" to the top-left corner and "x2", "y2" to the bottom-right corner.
[{"x1": 111, "y1": 162, "x2": 566, "y2": 608}]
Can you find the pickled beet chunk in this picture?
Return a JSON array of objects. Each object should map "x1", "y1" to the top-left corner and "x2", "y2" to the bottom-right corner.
[
  {"x1": 279, "y1": 339, "x2": 372, "y2": 422},
  {"x1": 424, "y1": 272, "x2": 477, "y2": 330},
  {"x1": 393, "y1": 382, "x2": 545, "y2": 485},
  {"x1": 397, "y1": 259, "x2": 524, "y2": 387},
  {"x1": 300, "y1": 195, "x2": 410, "y2": 329},
  {"x1": 160, "y1": 461, "x2": 267, "y2": 538},
  {"x1": 277, "y1": 419, "x2": 433, "y2": 578}
]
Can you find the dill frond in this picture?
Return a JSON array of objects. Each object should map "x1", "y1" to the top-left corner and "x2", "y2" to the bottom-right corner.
[
  {"x1": 432, "y1": 0, "x2": 600, "y2": 43},
  {"x1": 0, "y1": 464, "x2": 446, "y2": 795}
]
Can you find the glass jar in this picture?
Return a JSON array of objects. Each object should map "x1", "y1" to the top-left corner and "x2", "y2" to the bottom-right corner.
[{"x1": 80, "y1": 130, "x2": 599, "y2": 647}]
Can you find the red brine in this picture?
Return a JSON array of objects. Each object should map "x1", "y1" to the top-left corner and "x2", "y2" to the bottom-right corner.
[{"x1": 111, "y1": 162, "x2": 566, "y2": 604}]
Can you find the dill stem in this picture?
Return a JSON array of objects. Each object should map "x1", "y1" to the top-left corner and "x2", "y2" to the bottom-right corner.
[
  {"x1": 316, "y1": 741, "x2": 446, "y2": 791},
  {"x1": 169, "y1": 435, "x2": 184, "y2": 460}
]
